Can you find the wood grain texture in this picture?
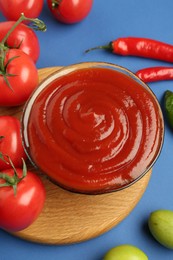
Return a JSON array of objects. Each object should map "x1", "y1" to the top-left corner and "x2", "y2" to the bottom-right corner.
[{"x1": 0, "y1": 66, "x2": 152, "y2": 245}]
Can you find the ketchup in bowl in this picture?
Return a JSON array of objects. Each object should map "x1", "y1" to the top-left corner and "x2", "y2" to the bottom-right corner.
[{"x1": 22, "y1": 62, "x2": 164, "y2": 194}]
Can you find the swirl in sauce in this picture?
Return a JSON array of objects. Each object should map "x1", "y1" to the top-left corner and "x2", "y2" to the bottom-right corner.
[{"x1": 22, "y1": 66, "x2": 164, "y2": 194}]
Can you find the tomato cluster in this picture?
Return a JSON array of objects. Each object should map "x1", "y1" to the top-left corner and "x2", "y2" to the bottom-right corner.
[
  {"x1": 0, "y1": 15, "x2": 44, "y2": 106},
  {"x1": 0, "y1": 0, "x2": 93, "y2": 24},
  {"x1": 0, "y1": 3, "x2": 47, "y2": 232},
  {"x1": 0, "y1": 21, "x2": 40, "y2": 63},
  {"x1": 0, "y1": 116, "x2": 46, "y2": 232},
  {"x1": 0, "y1": 0, "x2": 93, "y2": 233},
  {"x1": 0, "y1": 1, "x2": 93, "y2": 106}
]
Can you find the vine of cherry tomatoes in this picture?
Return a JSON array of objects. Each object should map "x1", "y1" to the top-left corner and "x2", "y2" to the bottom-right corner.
[
  {"x1": 0, "y1": 8, "x2": 48, "y2": 231},
  {"x1": 0, "y1": 0, "x2": 93, "y2": 233},
  {"x1": 0, "y1": 14, "x2": 46, "y2": 106},
  {"x1": 0, "y1": 1, "x2": 93, "y2": 106},
  {"x1": 0, "y1": 21, "x2": 40, "y2": 63},
  {"x1": 0, "y1": 115, "x2": 46, "y2": 232},
  {"x1": 0, "y1": 158, "x2": 46, "y2": 232}
]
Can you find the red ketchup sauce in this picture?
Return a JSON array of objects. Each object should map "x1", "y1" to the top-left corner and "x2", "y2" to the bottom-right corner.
[{"x1": 22, "y1": 64, "x2": 164, "y2": 194}]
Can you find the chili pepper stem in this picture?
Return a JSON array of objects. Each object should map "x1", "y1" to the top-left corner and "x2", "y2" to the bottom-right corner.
[{"x1": 85, "y1": 42, "x2": 112, "y2": 53}]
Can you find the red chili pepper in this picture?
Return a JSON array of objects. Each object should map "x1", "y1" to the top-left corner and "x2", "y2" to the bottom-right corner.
[
  {"x1": 136, "y1": 66, "x2": 173, "y2": 83},
  {"x1": 85, "y1": 37, "x2": 173, "y2": 63}
]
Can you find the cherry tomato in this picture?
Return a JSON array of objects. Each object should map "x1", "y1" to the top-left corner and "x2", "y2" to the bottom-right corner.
[
  {"x1": 0, "y1": 116, "x2": 27, "y2": 170},
  {"x1": 0, "y1": 21, "x2": 40, "y2": 63},
  {"x1": 0, "y1": 49, "x2": 39, "y2": 106},
  {"x1": 0, "y1": 0, "x2": 44, "y2": 21},
  {"x1": 0, "y1": 167, "x2": 46, "y2": 232},
  {"x1": 47, "y1": 0, "x2": 93, "y2": 24}
]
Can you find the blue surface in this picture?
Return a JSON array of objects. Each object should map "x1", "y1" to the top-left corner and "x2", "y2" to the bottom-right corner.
[{"x1": 1, "y1": 0, "x2": 173, "y2": 259}]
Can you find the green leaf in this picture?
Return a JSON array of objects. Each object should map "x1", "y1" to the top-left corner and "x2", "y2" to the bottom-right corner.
[{"x1": 164, "y1": 90, "x2": 173, "y2": 129}]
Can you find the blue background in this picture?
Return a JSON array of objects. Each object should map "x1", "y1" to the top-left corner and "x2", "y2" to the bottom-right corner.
[{"x1": 1, "y1": 0, "x2": 173, "y2": 259}]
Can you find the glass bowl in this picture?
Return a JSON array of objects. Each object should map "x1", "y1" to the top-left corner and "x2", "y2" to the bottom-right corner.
[{"x1": 21, "y1": 62, "x2": 164, "y2": 194}]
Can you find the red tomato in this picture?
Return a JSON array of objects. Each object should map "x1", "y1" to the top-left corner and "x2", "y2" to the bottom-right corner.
[
  {"x1": 0, "y1": 21, "x2": 40, "y2": 63},
  {"x1": 47, "y1": 0, "x2": 93, "y2": 24},
  {"x1": 0, "y1": 0, "x2": 44, "y2": 21},
  {"x1": 0, "y1": 116, "x2": 27, "y2": 170},
  {"x1": 0, "y1": 49, "x2": 39, "y2": 106},
  {"x1": 0, "y1": 168, "x2": 46, "y2": 232}
]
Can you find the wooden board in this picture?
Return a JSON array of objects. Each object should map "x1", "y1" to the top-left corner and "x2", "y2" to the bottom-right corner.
[{"x1": 0, "y1": 66, "x2": 152, "y2": 245}]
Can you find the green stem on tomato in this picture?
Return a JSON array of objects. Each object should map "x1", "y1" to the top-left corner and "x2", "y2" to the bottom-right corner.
[
  {"x1": 0, "y1": 155, "x2": 27, "y2": 196},
  {"x1": 0, "y1": 52, "x2": 19, "y2": 91},
  {"x1": 0, "y1": 171, "x2": 18, "y2": 195},
  {"x1": 51, "y1": 0, "x2": 62, "y2": 8},
  {"x1": 0, "y1": 14, "x2": 46, "y2": 91},
  {"x1": 0, "y1": 13, "x2": 46, "y2": 45},
  {"x1": 0, "y1": 50, "x2": 5, "y2": 71},
  {"x1": 0, "y1": 173, "x2": 16, "y2": 185}
]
